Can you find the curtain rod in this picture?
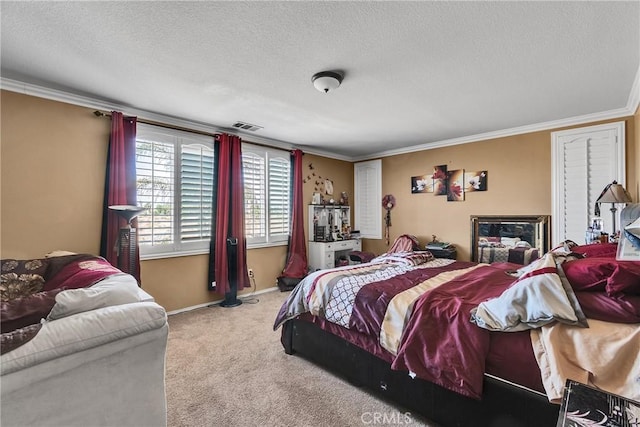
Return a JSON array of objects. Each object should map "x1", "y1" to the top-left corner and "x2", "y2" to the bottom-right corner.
[
  {"x1": 93, "y1": 110, "x2": 300, "y2": 153},
  {"x1": 93, "y1": 110, "x2": 220, "y2": 139}
]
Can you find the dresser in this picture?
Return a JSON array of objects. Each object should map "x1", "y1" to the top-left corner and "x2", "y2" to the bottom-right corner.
[{"x1": 308, "y1": 239, "x2": 362, "y2": 271}]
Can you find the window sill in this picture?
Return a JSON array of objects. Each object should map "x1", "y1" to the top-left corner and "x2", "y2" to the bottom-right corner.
[{"x1": 140, "y1": 241, "x2": 287, "y2": 261}]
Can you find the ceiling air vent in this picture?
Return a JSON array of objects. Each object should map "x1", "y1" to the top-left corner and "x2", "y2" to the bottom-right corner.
[{"x1": 232, "y1": 121, "x2": 263, "y2": 132}]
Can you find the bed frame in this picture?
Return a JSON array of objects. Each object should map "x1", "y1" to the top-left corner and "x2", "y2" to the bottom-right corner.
[{"x1": 281, "y1": 318, "x2": 560, "y2": 427}]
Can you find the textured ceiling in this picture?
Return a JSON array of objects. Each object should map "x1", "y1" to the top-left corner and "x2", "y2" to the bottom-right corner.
[{"x1": 1, "y1": 1, "x2": 639, "y2": 160}]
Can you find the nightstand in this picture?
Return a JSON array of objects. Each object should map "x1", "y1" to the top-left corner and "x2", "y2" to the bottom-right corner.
[{"x1": 427, "y1": 246, "x2": 457, "y2": 260}]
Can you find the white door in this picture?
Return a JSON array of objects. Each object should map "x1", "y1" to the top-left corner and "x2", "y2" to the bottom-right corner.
[
  {"x1": 354, "y1": 159, "x2": 382, "y2": 239},
  {"x1": 551, "y1": 121, "x2": 625, "y2": 245}
]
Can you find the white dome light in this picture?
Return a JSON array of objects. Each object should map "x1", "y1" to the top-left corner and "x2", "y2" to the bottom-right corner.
[{"x1": 312, "y1": 71, "x2": 343, "y2": 93}]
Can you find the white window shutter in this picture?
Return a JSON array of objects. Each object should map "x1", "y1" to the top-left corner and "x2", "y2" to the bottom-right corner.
[
  {"x1": 136, "y1": 139, "x2": 175, "y2": 247},
  {"x1": 180, "y1": 144, "x2": 214, "y2": 242},
  {"x1": 242, "y1": 151, "x2": 266, "y2": 242},
  {"x1": 268, "y1": 155, "x2": 290, "y2": 241},
  {"x1": 242, "y1": 144, "x2": 291, "y2": 246},
  {"x1": 354, "y1": 159, "x2": 382, "y2": 239}
]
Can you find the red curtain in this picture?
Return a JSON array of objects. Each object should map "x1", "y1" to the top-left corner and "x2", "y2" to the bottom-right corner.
[
  {"x1": 280, "y1": 149, "x2": 308, "y2": 278},
  {"x1": 208, "y1": 133, "x2": 250, "y2": 294},
  {"x1": 100, "y1": 112, "x2": 140, "y2": 282}
]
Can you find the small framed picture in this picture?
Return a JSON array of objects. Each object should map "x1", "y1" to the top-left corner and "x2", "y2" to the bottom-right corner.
[
  {"x1": 411, "y1": 175, "x2": 433, "y2": 194},
  {"x1": 464, "y1": 170, "x2": 488, "y2": 192},
  {"x1": 312, "y1": 192, "x2": 321, "y2": 204}
]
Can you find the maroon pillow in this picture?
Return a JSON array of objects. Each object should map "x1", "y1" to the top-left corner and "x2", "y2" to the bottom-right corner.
[
  {"x1": 562, "y1": 257, "x2": 613, "y2": 292},
  {"x1": 606, "y1": 262, "x2": 640, "y2": 296},
  {"x1": 571, "y1": 243, "x2": 618, "y2": 258},
  {"x1": 0, "y1": 288, "x2": 64, "y2": 333},
  {"x1": 575, "y1": 292, "x2": 640, "y2": 323}
]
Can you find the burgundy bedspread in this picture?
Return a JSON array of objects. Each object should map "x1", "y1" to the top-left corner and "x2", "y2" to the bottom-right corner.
[
  {"x1": 391, "y1": 264, "x2": 525, "y2": 399},
  {"x1": 277, "y1": 250, "x2": 640, "y2": 402},
  {"x1": 275, "y1": 257, "x2": 530, "y2": 399}
]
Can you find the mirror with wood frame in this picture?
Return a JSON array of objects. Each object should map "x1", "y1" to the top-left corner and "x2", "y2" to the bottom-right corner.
[{"x1": 470, "y1": 215, "x2": 551, "y2": 264}]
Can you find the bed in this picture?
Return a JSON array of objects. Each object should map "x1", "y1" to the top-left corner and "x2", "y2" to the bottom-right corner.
[{"x1": 273, "y1": 235, "x2": 640, "y2": 427}]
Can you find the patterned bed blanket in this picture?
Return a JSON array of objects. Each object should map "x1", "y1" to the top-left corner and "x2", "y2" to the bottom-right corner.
[
  {"x1": 274, "y1": 256, "x2": 520, "y2": 399},
  {"x1": 274, "y1": 252, "x2": 607, "y2": 400}
]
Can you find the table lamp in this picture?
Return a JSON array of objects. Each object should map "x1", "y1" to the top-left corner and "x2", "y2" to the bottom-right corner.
[{"x1": 596, "y1": 181, "x2": 632, "y2": 236}]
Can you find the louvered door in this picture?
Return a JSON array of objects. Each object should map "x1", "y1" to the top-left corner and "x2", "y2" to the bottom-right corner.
[
  {"x1": 551, "y1": 122, "x2": 625, "y2": 245},
  {"x1": 354, "y1": 159, "x2": 382, "y2": 239}
]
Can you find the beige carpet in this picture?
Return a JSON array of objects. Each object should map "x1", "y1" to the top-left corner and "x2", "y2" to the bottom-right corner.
[{"x1": 165, "y1": 289, "x2": 439, "y2": 427}]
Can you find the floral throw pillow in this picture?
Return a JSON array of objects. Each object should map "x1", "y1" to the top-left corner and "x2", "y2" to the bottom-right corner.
[{"x1": 1, "y1": 258, "x2": 49, "y2": 301}]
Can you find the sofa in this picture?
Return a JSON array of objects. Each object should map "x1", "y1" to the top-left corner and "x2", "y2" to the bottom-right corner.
[{"x1": 1, "y1": 254, "x2": 169, "y2": 427}]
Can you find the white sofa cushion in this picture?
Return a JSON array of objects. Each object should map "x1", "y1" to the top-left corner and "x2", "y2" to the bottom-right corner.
[
  {"x1": 47, "y1": 274, "x2": 142, "y2": 321},
  {"x1": 1, "y1": 301, "x2": 167, "y2": 375}
]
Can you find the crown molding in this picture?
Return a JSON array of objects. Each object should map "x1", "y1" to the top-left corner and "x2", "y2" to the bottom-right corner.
[
  {"x1": 0, "y1": 77, "x2": 351, "y2": 162},
  {"x1": 355, "y1": 64, "x2": 640, "y2": 162},
  {"x1": 3, "y1": 75, "x2": 636, "y2": 164},
  {"x1": 354, "y1": 106, "x2": 635, "y2": 162},
  {"x1": 626, "y1": 64, "x2": 640, "y2": 114}
]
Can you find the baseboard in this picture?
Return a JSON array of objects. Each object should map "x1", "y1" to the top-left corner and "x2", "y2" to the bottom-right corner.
[{"x1": 166, "y1": 286, "x2": 279, "y2": 316}]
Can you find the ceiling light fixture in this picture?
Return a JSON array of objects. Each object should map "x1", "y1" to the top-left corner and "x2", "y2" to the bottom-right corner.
[{"x1": 312, "y1": 71, "x2": 343, "y2": 93}]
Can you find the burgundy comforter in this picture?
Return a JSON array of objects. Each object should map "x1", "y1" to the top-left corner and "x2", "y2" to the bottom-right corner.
[{"x1": 274, "y1": 256, "x2": 534, "y2": 399}]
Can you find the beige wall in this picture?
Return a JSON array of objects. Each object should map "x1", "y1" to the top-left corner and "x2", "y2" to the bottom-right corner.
[
  {"x1": 0, "y1": 91, "x2": 353, "y2": 312},
  {"x1": 363, "y1": 116, "x2": 638, "y2": 260},
  {"x1": 1, "y1": 91, "x2": 110, "y2": 258},
  {"x1": 301, "y1": 153, "x2": 354, "y2": 238},
  {"x1": 2, "y1": 90, "x2": 637, "y2": 311}
]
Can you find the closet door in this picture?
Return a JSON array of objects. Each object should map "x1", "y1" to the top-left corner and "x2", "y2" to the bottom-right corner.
[
  {"x1": 354, "y1": 159, "x2": 382, "y2": 239},
  {"x1": 551, "y1": 121, "x2": 625, "y2": 245}
]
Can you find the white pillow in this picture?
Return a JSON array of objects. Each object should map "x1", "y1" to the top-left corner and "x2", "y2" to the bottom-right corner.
[
  {"x1": 44, "y1": 250, "x2": 78, "y2": 258},
  {"x1": 501, "y1": 237, "x2": 521, "y2": 247},
  {"x1": 47, "y1": 276, "x2": 141, "y2": 321}
]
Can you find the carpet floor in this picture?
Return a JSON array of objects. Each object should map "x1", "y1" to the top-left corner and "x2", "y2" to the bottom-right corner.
[{"x1": 165, "y1": 289, "x2": 439, "y2": 426}]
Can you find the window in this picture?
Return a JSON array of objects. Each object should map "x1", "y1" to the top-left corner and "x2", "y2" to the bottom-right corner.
[
  {"x1": 242, "y1": 144, "x2": 291, "y2": 247},
  {"x1": 136, "y1": 124, "x2": 215, "y2": 258},
  {"x1": 135, "y1": 126, "x2": 290, "y2": 257}
]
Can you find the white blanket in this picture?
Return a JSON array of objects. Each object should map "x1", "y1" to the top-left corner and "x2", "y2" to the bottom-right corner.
[{"x1": 531, "y1": 319, "x2": 640, "y2": 403}]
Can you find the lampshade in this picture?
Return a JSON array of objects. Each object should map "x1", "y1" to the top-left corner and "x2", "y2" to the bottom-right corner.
[
  {"x1": 596, "y1": 181, "x2": 632, "y2": 204},
  {"x1": 312, "y1": 71, "x2": 343, "y2": 93},
  {"x1": 109, "y1": 205, "x2": 145, "y2": 224}
]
